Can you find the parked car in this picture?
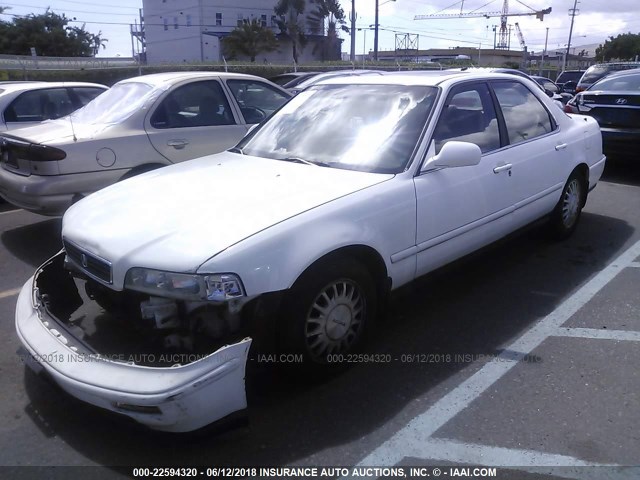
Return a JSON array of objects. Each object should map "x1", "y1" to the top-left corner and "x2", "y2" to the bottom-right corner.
[
  {"x1": 565, "y1": 68, "x2": 640, "y2": 160},
  {"x1": 15, "y1": 71, "x2": 605, "y2": 432},
  {"x1": 269, "y1": 71, "x2": 319, "y2": 89},
  {"x1": 0, "y1": 81, "x2": 107, "y2": 131},
  {"x1": 530, "y1": 75, "x2": 572, "y2": 104},
  {"x1": 288, "y1": 69, "x2": 384, "y2": 95},
  {"x1": 0, "y1": 72, "x2": 291, "y2": 215},
  {"x1": 575, "y1": 62, "x2": 640, "y2": 93},
  {"x1": 452, "y1": 67, "x2": 565, "y2": 107},
  {"x1": 555, "y1": 70, "x2": 585, "y2": 95}
]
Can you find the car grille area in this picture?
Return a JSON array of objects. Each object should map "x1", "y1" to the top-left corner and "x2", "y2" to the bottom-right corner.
[{"x1": 63, "y1": 240, "x2": 112, "y2": 284}]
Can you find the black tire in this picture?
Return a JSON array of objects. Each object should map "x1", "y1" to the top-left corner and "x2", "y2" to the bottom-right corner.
[
  {"x1": 279, "y1": 256, "x2": 377, "y2": 371},
  {"x1": 549, "y1": 170, "x2": 587, "y2": 240}
]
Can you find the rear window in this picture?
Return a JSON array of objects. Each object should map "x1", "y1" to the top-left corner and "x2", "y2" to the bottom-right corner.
[
  {"x1": 556, "y1": 71, "x2": 583, "y2": 83},
  {"x1": 592, "y1": 72, "x2": 640, "y2": 92}
]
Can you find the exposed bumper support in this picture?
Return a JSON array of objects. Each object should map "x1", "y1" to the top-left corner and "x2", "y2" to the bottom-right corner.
[{"x1": 15, "y1": 263, "x2": 252, "y2": 432}]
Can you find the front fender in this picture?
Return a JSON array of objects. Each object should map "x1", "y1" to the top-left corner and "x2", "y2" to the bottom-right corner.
[{"x1": 197, "y1": 179, "x2": 418, "y2": 296}]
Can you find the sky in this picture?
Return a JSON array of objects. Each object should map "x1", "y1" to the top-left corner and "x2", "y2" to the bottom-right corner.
[{"x1": 1, "y1": 0, "x2": 639, "y2": 59}]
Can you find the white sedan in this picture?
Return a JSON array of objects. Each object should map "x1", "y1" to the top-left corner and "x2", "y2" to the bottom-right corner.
[
  {"x1": 0, "y1": 72, "x2": 291, "y2": 215},
  {"x1": 0, "y1": 81, "x2": 107, "y2": 131},
  {"x1": 15, "y1": 71, "x2": 605, "y2": 432}
]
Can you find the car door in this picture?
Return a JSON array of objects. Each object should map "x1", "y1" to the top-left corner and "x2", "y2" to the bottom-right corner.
[
  {"x1": 489, "y1": 80, "x2": 566, "y2": 228},
  {"x1": 145, "y1": 79, "x2": 247, "y2": 163},
  {"x1": 413, "y1": 81, "x2": 515, "y2": 276},
  {"x1": 223, "y1": 79, "x2": 291, "y2": 124}
]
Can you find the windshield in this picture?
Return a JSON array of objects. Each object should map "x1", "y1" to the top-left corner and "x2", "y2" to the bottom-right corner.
[
  {"x1": 71, "y1": 82, "x2": 155, "y2": 125},
  {"x1": 557, "y1": 71, "x2": 583, "y2": 83},
  {"x1": 238, "y1": 84, "x2": 438, "y2": 174},
  {"x1": 592, "y1": 72, "x2": 640, "y2": 91}
]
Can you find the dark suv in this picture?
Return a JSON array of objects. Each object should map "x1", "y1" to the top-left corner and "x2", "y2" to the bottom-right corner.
[
  {"x1": 555, "y1": 70, "x2": 585, "y2": 95},
  {"x1": 576, "y1": 62, "x2": 640, "y2": 93}
]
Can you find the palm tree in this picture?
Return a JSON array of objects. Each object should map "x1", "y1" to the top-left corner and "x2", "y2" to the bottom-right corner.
[
  {"x1": 307, "y1": 0, "x2": 348, "y2": 61},
  {"x1": 222, "y1": 20, "x2": 279, "y2": 63},
  {"x1": 274, "y1": 0, "x2": 307, "y2": 64},
  {"x1": 90, "y1": 31, "x2": 108, "y2": 56}
]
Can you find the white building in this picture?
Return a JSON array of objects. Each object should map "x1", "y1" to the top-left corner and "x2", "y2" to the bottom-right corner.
[{"x1": 142, "y1": 0, "x2": 335, "y2": 64}]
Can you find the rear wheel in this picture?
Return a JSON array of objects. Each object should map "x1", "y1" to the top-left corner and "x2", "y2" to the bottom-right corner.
[
  {"x1": 549, "y1": 170, "x2": 586, "y2": 239},
  {"x1": 279, "y1": 256, "x2": 376, "y2": 370}
]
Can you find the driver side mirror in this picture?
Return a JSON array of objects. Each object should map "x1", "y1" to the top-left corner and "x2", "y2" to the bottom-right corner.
[{"x1": 423, "y1": 141, "x2": 482, "y2": 172}]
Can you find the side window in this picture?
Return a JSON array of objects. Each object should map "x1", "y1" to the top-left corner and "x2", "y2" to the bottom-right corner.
[
  {"x1": 492, "y1": 81, "x2": 555, "y2": 146},
  {"x1": 432, "y1": 83, "x2": 500, "y2": 155},
  {"x1": 150, "y1": 80, "x2": 235, "y2": 129},
  {"x1": 71, "y1": 87, "x2": 105, "y2": 107},
  {"x1": 226, "y1": 80, "x2": 289, "y2": 124},
  {"x1": 5, "y1": 88, "x2": 73, "y2": 122}
]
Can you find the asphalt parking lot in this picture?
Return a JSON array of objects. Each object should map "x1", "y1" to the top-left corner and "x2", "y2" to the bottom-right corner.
[{"x1": 1, "y1": 160, "x2": 639, "y2": 478}]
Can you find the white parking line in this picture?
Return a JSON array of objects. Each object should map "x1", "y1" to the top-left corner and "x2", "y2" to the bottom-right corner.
[
  {"x1": 555, "y1": 327, "x2": 640, "y2": 342},
  {"x1": 0, "y1": 287, "x2": 21, "y2": 300},
  {"x1": 403, "y1": 438, "x2": 610, "y2": 467},
  {"x1": 349, "y1": 239, "x2": 640, "y2": 468}
]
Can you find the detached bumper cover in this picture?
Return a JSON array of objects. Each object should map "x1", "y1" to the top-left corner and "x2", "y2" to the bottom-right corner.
[{"x1": 15, "y1": 273, "x2": 251, "y2": 432}]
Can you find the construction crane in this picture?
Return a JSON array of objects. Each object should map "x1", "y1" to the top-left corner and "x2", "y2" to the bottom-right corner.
[
  {"x1": 415, "y1": 1, "x2": 551, "y2": 50},
  {"x1": 514, "y1": 22, "x2": 526, "y2": 51}
]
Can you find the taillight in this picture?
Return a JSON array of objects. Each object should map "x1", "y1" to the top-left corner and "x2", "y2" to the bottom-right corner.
[
  {"x1": 575, "y1": 86, "x2": 585, "y2": 93},
  {"x1": 28, "y1": 144, "x2": 67, "y2": 161},
  {"x1": 0, "y1": 136, "x2": 66, "y2": 162}
]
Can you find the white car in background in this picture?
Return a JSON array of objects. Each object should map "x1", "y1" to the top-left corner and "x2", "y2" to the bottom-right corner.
[
  {"x1": 15, "y1": 71, "x2": 605, "y2": 432},
  {"x1": 0, "y1": 72, "x2": 291, "y2": 215},
  {"x1": 0, "y1": 81, "x2": 107, "y2": 131}
]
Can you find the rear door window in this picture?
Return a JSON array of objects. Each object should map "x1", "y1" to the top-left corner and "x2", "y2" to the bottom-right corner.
[
  {"x1": 150, "y1": 80, "x2": 236, "y2": 129},
  {"x1": 492, "y1": 81, "x2": 555, "y2": 146}
]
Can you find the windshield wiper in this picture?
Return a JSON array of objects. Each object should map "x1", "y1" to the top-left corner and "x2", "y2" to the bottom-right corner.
[
  {"x1": 280, "y1": 157, "x2": 331, "y2": 167},
  {"x1": 228, "y1": 147, "x2": 244, "y2": 154}
]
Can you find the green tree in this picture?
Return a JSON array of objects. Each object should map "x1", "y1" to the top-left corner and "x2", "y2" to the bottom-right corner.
[
  {"x1": 0, "y1": 9, "x2": 107, "y2": 57},
  {"x1": 307, "y1": 0, "x2": 348, "y2": 61},
  {"x1": 222, "y1": 20, "x2": 279, "y2": 62},
  {"x1": 595, "y1": 33, "x2": 640, "y2": 61},
  {"x1": 274, "y1": 0, "x2": 307, "y2": 64}
]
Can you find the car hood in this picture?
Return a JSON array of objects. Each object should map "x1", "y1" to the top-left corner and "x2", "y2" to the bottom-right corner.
[
  {"x1": 3, "y1": 118, "x2": 112, "y2": 144},
  {"x1": 62, "y1": 152, "x2": 393, "y2": 281}
]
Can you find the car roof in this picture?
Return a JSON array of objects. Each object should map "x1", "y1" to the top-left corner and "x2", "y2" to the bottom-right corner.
[
  {"x1": 0, "y1": 81, "x2": 107, "y2": 95},
  {"x1": 315, "y1": 71, "x2": 524, "y2": 87},
  {"x1": 118, "y1": 71, "x2": 269, "y2": 87}
]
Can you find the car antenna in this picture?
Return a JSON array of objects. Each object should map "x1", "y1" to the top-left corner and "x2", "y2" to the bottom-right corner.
[{"x1": 69, "y1": 114, "x2": 78, "y2": 142}]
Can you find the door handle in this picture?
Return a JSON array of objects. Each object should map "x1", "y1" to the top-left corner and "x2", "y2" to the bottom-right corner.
[
  {"x1": 555, "y1": 143, "x2": 568, "y2": 151},
  {"x1": 167, "y1": 139, "x2": 189, "y2": 149},
  {"x1": 493, "y1": 163, "x2": 512, "y2": 174}
]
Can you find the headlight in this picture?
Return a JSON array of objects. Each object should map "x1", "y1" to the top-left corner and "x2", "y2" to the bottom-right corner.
[{"x1": 125, "y1": 268, "x2": 245, "y2": 302}]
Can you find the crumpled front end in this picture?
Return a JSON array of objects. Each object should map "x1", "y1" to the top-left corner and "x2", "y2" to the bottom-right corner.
[{"x1": 15, "y1": 252, "x2": 252, "y2": 432}]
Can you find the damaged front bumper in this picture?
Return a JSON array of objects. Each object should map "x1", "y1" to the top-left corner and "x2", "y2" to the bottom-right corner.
[{"x1": 15, "y1": 253, "x2": 252, "y2": 433}]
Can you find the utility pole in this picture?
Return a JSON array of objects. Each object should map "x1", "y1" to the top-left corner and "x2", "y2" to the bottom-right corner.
[
  {"x1": 563, "y1": 0, "x2": 579, "y2": 73},
  {"x1": 539, "y1": 26, "x2": 548, "y2": 75},
  {"x1": 350, "y1": 0, "x2": 356, "y2": 62},
  {"x1": 374, "y1": 0, "x2": 380, "y2": 61}
]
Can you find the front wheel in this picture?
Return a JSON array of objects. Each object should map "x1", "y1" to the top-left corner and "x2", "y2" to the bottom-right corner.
[
  {"x1": 549, "y1": 171, "x2": 586, "y2": 239},
  {"x1": 279, "y1": 256, "x2": 376, "y2": 370}
]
